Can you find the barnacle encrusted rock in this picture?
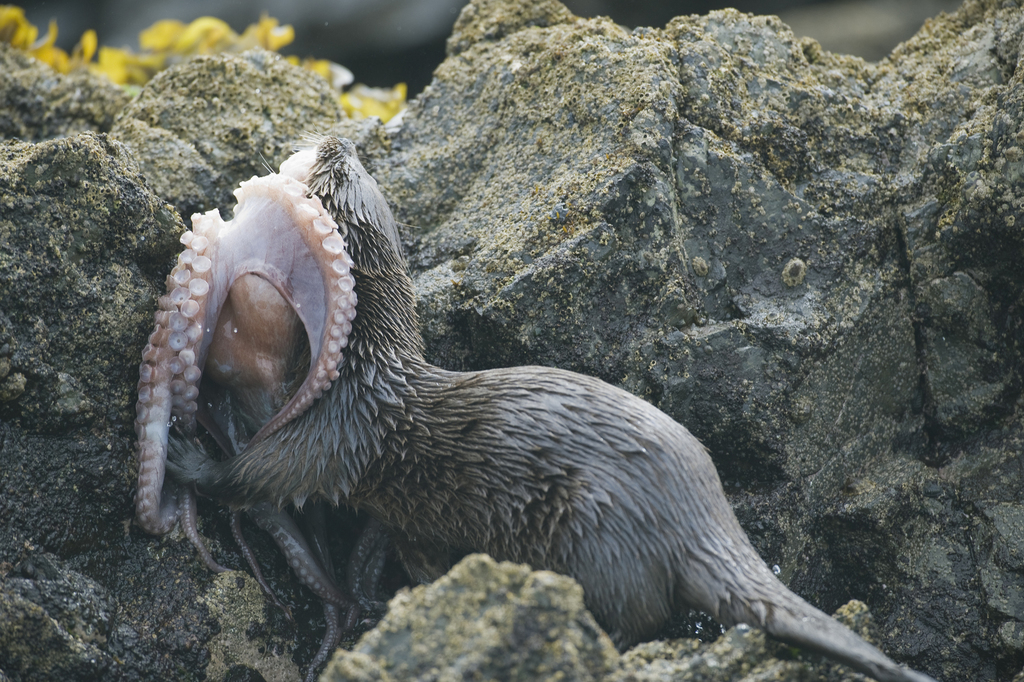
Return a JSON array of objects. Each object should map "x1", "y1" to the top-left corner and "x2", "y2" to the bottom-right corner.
[
  {"x1": 111, "y1": 48, "x2": 345, "y2": 220},
  {"x1": 0, "y1": 43, "x2": 130, "y2": 142},
  {"x1": 362, "y1": 0, "x2": 1023, "y2": 678},
  {"x1": 322, "y1": 554, "x2": 620, "y2": 682},
  {"x1": 0, "y1": 133, "x2": 182, "y2": 432}
]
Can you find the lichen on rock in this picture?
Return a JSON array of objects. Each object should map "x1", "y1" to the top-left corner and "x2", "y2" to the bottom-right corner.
[{"x1": 0, "y1": 43, "x2": 129, "y2": 142}]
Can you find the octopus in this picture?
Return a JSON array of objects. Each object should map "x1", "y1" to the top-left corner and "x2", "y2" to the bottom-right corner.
[{"x1": 133, "y1": 147, "x2": 370, "y2": 679}]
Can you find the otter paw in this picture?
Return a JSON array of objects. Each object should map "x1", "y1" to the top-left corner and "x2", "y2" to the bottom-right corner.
[{"x1": 165, "y1": 432, "x2": 213, "y2": 486}]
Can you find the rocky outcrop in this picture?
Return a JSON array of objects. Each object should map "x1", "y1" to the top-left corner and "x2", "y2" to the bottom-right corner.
[
  {"x1": 0, "y1": 43, "x2": 128, "y2": 142},
  {"x1": 2, "y1": 0, "x2": 1023, "y2": 680},
  {"x1": 322, "y1": 554, "x2": 619, "y2": 682},
  {"x1": 111, "y1": 49, "x2": 345, "y2": 223}
]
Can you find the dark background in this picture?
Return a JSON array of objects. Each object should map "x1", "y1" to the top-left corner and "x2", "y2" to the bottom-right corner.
[{"x1": 18, "y1": 0, "x2": 962, "y2": 100}]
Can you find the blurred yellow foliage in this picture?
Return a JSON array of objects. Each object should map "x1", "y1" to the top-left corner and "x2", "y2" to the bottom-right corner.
[
  {"x1": 342, "y1": 83, "x2": 408, "y2": 122},
  {"x1": 0, "y1": 6, "x2": 405, "y2": 121},
  {"x1": 0, "y1": 6, "x2": 96, "y2": 72}
]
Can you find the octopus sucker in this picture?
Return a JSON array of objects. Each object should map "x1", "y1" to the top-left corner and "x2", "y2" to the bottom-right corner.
[{"x1": 133, "y1": 151, "x2": 357, "y2": 562}]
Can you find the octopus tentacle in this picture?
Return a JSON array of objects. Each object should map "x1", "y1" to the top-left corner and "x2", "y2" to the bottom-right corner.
[
  {"x1": 231, "y1": 511, "x2": 294, "y2": 622},
  {"x1": 136, "y1": 149, "x2": 363, "y2": 672},
  {"x1": 247, "y1": 502, "x2": 350, "y2": 608},
  {"x1": 305, "y1": 601, "x2": 343, "y2": 682},
  {"x1": 245, "y1": 502, "x2": 354, "y2": 681},
  {"x1": 134, "y1": 161, "x2": 357, "y2": 537},
  {"x1": 346, "y1": 517, "x2": 389, "y2": 617},
  {"x1": 180, "y1": 486, "x2": 229, "y2": 573}
]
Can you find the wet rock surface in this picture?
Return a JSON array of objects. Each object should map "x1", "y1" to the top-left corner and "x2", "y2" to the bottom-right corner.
[
  {"x1": 323, "y1": 554, "x2": 896, "y2": 682},
  {"x1": 2, "y1": 0, "x2": 1024, "y2": 680}
]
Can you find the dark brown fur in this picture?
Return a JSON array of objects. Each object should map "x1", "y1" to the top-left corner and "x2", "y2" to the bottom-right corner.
[{"x1": 168, "y1": 137, "x2": 936, "y2": 682}]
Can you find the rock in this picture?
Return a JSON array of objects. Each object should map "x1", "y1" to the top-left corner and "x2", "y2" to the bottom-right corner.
[
  {"x1": 322, "y1": 554, "x2": 882, "y2": 682},
  {"x1": 0, "y1": 554, "x2": 115, "y2": 681},
  {"x1": 0, "y1": 43, "x2": 129, "y2": 142},
  {"x1": 2, "y1": 0, "x2": 1024, "y2": 680},
  {"x1": 613, "y1": 599, "x2": 884, "y2": 681},
  {"x1": 361, "y1": 0, "x2": 1020, "y2": 677},
  {"x1": 111, "y1": 48, "x2": 344, "y2": 221},
  {"x1": 201, "y1": 571, "x2": 303, "y2": 681},
  {"x1": 0, "y1": 131, "x2": 230, "y2": 680},
  {"x1": 321, "y1": 554, "x2": 620, "y2": 682},
  {"x1": 0, "y1": 133, "x2": 181, "y2": 432}
]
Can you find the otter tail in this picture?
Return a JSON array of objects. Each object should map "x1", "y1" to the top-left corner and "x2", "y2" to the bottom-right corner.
[{"x1": 714, "y1": 559, "x2": 938, "y2": 682}]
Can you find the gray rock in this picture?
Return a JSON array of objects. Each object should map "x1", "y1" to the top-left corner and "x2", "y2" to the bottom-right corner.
[
  {"x1": 2, "y1": 0, "x2": 1024, "y2": 680},
  {"x1": 111, "y1": 48, "x2": 344, "y2": 221},
  {"x1": 0, "y1": 554, "x2": 115, "y2": 681},
  {"x1": 322, "y1": 554, "x2": 883, "y2": 681},
  {"x1": 321, "y1": 554, "x2": 620, "y2": 682},
  {"x1": 0, "y1": 43, "x2": 129, "y2": 142},
  {"x1": 362, "y1": 0, "x2": 1020, "y2": 678},
  {"x1": 201, "y1": 571, "x2": 304, "y2": 681}
]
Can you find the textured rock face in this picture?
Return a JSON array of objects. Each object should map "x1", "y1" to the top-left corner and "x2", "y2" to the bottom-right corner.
[
  {"x1": 0, "y1": 133, "x2": 219, "y2": 680},
  {"x1": 362, "y1": 1, "x2": 1022, "y2": 678},
  {"x1": 111, "y1": 49, "x2": 345, "y2": 222},
  {"x1": 0, "y1": 43, "x2": 129, "y2": 142},
  {"x1": 322, "y1": 554, "x2": 620, "y2": 682},
  {"x1": 1, "y1": 0, "x2": 1024, "y2": 680}
]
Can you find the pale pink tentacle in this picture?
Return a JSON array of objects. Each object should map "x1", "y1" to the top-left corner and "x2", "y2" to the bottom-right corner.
[{"x1": 180, "y1": 486, "x2": 229, "y2": 573}]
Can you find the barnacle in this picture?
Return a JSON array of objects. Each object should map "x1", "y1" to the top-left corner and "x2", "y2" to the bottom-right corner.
[{"x1": 0, "y1": 6, "x2": 406, "y2": 122}]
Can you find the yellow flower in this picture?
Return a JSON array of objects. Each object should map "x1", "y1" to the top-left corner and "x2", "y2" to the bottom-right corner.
[
  {"x1": 173, "y1": 17, "x2": 236, "y2": 55},
  {"x1": 92, "y1": 45, "x2": 165, "y2": 85},
  {"x1": 0, "y1": 4, "x2": 407, "y2": 122},
  {"x1": 138, "y1": 19, "x2": 186, "y2": 52},
  {"x1": 28, "y1": 19, "x2": 70, "y2": 72},
  {"x1": 72, "y1": 29, "x2": 97, "y2": 65}
]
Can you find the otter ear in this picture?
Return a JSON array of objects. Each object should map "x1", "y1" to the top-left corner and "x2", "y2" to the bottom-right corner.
[{"x1": 134, "y1": 164, "x2": 358, "y2": 535}]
